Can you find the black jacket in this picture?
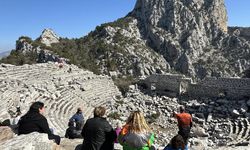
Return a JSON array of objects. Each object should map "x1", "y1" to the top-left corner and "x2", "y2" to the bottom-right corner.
[
  {"x1": 65, "y1": 126, "x2": 82, "y2": 139},
  {"x1": 81, "y1": 117, "x2": 116, "y2": 150},
  {"x1": 18, "y1": 111, "x2": 52, "y2": 136}
]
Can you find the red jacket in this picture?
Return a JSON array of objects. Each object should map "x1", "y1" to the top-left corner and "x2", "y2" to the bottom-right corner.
[{"x1": 175, "y1": 113, "x2": 192, "y2": 128}]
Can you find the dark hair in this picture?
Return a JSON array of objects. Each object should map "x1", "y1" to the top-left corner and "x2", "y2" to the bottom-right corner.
[
  {"x1": 170, "y1": 134, "x2": 185, "y2": 150},
  {"x1": 77, "y1": 108, "x2": 82, "y2": 114},
  {"x1": 29, "y1": 101, "x2": 44, "y2": 113},
  {"x1": 179, "y1": 106, "x2": 185, "y2": 113},
  {"x1": 94, "y1": 106, "x2": 106, "y2": 117}
]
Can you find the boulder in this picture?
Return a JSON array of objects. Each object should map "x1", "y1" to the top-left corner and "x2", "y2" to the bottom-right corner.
[
  {"x1": 0, "y1": 132, "x2": 59, "y2": 150},
  {"x1": 0, "y1": 126, "x2": 14, "y2": 143}
]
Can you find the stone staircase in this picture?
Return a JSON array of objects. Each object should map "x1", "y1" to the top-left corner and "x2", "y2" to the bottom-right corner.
[
  {"x1": 215, "y1": 118, "x2": 250, "y2": 146},
  {"x1": 228, "y1": 118, "x2": 250, "y2": 146}
]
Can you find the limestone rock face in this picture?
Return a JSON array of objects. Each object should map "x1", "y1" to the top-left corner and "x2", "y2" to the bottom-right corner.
[
  {"x1": 132, "y1": 0, "x2": 227, "y2": 36},
  {"x1": 81, "y1": 17, "x2": 170, "y2": 76},
  {"x1": 78, "y1": 0, "x2": 249, "y2": 78},
  {"x1": 16, "y1": 38, "x2": 34, "y2": 54},
  {"x1": 131, "y1": 0, "x2": 228, "y2": 53},
  {"x1": 130, "y1": 0, "x2": 229, "y2": 75},
  {"x1": 39, "y1": 29, "x2": 60, "y2": 46},
  {"x1": 15, "y1": 37, "x2": 65, "y2": 63}
]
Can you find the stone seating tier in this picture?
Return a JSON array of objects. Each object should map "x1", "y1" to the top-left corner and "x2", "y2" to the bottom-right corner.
[{"x1": 0, "y1": 62, "x2": 121, "y2": 137}]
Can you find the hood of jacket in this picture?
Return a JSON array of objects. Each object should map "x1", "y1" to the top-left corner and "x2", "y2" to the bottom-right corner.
[{"x1": 123, "y1": 132, "x2": 153, "y2": 148}]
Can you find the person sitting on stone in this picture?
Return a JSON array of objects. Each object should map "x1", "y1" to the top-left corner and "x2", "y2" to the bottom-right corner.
[
  {"x1": 10, "y1": 108, "x2": 22, "y2": 134},
  {"x1": 173, "y1": 106, "x2": 192, "y2": 144},
  {"x1": 163, "y1": 134, "x2": 188, "y2": 150},
  {"x1": 12, "y1": 106, "x2": 22, "y2": 126},
  {"x1": 65, "y1": 121, "x2": 82, "y2": 139},
  {"x1": 69, "y1": 108, "x2": 84, "y2": 130},
  {"x1": 118, "y1": 111, "x2": 155, "y2": 150},
  {"x1": 81, "y1": 106, "x2": 116, "y2": 150},
  {"x1": 18, "y1": 101, "x2": 61, "y2": 145}
]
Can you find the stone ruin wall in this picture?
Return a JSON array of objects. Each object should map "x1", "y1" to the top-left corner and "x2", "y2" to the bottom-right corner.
[
  {"x1": 144, "y1": 74, "x2": 185, "y2": 94},
  {"x1": 144, "y1": 74, "x2": 250, "y2": 99}
]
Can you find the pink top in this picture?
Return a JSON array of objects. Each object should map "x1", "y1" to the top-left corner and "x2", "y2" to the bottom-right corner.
[{"x1": 115, "y1": 127, "x2": 121, "y2": 143}]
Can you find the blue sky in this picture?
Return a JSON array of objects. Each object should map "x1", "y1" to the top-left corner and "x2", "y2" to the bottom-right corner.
[{"x1": 0, "y1": 0, "x2": 249, "y2": 52}]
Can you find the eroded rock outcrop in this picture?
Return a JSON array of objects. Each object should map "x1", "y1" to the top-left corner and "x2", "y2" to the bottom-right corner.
[
  {"x1": 38, "y1": 29, "x2": 60, "y2": 46},
  {"x1": 15, "y1": 36, "x2": 66, "y2": 63}
]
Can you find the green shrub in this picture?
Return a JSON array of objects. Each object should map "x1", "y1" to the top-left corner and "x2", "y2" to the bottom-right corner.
[
  {"x1": 116, "y1": 100, "x2": 124, "y2": 105},
  {"x1": 0, "y1": 50, "x2": 37, "y2": 65},
  {"x1": 113, "y1": 76, "x2": 137, "y2": 96},
  {"x1": 108, "y1": 112, "x2": 121, "y2": 120},
  {"x1": 18, "y1": 36, "x2": 33, "y2": 43},
  {"x1": 147, "y1": 112, "x2": 160, "y2": 123}
]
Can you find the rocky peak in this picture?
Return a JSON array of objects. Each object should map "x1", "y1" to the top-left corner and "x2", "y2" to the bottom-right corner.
[
  {"x1": 129, "y1": 0, "x2": 231, "y2": 76},
  {"x1": 132, "y1": 0, "x2": 227, "y2": 33},
  {"x1": 38, "y1": 28, "x2": 60, "y2": 46},
  {"x1": 130, "y1": 0, "x2": 228, "y2": 55}
]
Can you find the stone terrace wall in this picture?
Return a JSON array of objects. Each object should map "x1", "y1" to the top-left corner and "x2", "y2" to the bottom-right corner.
[
  {"x1": 143, "y1": 74, "x2": 185, "y2": 93},
  {"x1": 188, "y1": 77, "x2": 250, "y2": 99},
  {"x1": 144, "y1": 74, "x2": 250, "y2": 99}
]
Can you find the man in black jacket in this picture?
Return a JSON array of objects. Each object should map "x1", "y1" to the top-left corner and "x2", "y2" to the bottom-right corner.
[
  {"x1": 18, "y1": 101, "x2": 61, "y2": 145},
  {"x1": 81, "y1": 106, "x2": 116, "y2": 150}
]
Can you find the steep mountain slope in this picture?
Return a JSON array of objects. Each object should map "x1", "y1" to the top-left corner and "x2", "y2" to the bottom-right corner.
[{"x1": 2, "y1": 0, "x2": 250, "y2": 78}]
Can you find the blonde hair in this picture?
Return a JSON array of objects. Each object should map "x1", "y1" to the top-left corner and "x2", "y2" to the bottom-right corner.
[{"x1": 126, "y1": 111, "x2": 151, "y2": 133}]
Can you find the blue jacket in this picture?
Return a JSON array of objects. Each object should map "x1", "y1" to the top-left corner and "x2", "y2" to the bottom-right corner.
[{"x1": 70, "y1": 113, "x2": 84, "y2": 123}]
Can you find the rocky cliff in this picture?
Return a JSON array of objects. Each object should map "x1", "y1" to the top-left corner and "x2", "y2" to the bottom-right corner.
[
  {"x1": 57, "y1": 0, "x2": 248, "y2": 78},
  {"x1": 130, "y1": 0, "x2": 228, "y2": 75}
]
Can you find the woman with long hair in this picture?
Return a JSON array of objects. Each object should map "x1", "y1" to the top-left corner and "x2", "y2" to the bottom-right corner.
[
  {"x1": 18, "y1": 101, "x2": 61, "y2": 145},
  {"x1": 118, "y1": 111, "x2": 155, "y2": 150}
]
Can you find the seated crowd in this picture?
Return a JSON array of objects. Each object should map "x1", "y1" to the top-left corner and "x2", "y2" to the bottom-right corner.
[{"x1": 1, "y1": 101, "x2": 192, "y2": 150}]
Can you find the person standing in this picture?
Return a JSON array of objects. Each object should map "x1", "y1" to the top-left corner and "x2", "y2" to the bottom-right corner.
[
  {"x1": 18, "y1": 101, "x2": 61, "y2": 145},
  {"x1": 81, "y1": 106, "x2": 116, "y2": 150},
  {"x1": 118, "y1": 111, "x2": 155, "y2": 150},
  {"x1": 173, "y1": 106, "x2": 192, "y2": 144}
]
